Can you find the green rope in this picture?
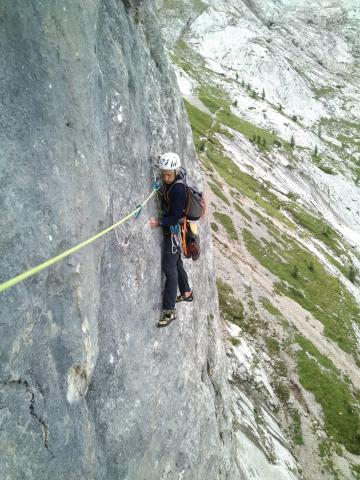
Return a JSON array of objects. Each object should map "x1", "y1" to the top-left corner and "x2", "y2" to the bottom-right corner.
[{"x1": 0, "y1": 187, "x2": 159, "y2": 294}]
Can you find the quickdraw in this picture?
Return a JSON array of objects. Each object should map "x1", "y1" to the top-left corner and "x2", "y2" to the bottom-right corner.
[{"x1": 170, "y1": 224, "x2": 182, "y2": 255}]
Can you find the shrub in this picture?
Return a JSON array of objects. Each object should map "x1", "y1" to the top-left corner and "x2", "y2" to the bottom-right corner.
[
  {"x1": 214, "y1": 211, "x2": 238, "y2": 240},
  {"x1": 319, "y1": 164, "x2": 335, "y2": 175},
  {"x1": 289, "y1": 408, "x2": 304, "y2": 445},
  {"x1": 308, "y1": 261, "x2": 315, "y2": 272},
  {"x1": 216, "y1": 278, "x2": 244, "y2": 325},
  {"x1": 291, "y1": 265, "x2": 299, "y2": 278},
  {"x1": 265, "y1": 336, "x2": 280, "y2": 354},
  {"x1": 211, "y1": 222, "x2": 218, "y2": 232},
  {"x1": 273, "y1": 380, "x2": 290, "y2": 402},
  {"x1": 209, "y1": 182, "x2": 230, "y2": 205},
  {"x1": 348, "y1": 264, "x2": 357, "y2": 283},
  {"x1": 275, "y1": 360, "x2": 288, "y2": 377}
]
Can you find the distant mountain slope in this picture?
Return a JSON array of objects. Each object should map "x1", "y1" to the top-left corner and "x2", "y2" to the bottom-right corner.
[{"x1": 158, "y1": 1, "x2": 360, "y2": 479}]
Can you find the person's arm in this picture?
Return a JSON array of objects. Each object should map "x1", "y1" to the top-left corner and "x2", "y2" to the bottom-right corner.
[{"x1": 160, "y1": 183, "x2": 186, "y2": 226}]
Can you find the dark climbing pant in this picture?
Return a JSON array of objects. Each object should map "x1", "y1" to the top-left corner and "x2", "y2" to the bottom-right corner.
[{"x1": 162, "y1": 234, "x2": 190, "y2": 310}]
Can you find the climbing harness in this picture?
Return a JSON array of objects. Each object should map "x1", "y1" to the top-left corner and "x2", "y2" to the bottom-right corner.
[{"x1": 0, "y1": 184, "x2": 161, "y2": 294}]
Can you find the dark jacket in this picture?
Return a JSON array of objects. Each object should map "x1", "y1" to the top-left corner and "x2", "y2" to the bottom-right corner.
[{"x1": 160, "y1": 174, "x2": 187, "y2": 232}]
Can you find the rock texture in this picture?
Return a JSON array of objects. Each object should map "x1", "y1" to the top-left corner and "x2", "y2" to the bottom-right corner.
[{"x1": 0, "y1": 2, "x2": 238, "y2": 479}]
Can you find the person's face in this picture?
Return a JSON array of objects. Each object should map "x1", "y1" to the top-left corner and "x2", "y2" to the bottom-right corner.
[{"x1": 161, "y1": 169, "x2": 176, "y2": 184}]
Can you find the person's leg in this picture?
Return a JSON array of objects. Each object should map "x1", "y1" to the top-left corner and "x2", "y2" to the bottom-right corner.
[
  {"x1": 162, "y1": 235, "x2": 180, "y2": 310},
  {"x1": 177, "y1": 254, "x2": 191, "y2": 296}
]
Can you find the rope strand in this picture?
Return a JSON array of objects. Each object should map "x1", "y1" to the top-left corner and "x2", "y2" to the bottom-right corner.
[{"x1": 0, "y1": 186, "x2": 160, "y2": 294}]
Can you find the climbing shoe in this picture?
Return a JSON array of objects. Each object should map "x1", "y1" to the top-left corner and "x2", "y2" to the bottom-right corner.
[
  {"x1": 157, "y1": 309, "x2": 176, "y2": 328},
  {"x1": 176, "y1": 291, "x2": 194, "y2": 303}
]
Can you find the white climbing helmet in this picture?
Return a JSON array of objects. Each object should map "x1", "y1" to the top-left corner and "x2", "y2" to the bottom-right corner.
[{"x1": 159, "y1": 152, "x2": 181, "y2": 170}]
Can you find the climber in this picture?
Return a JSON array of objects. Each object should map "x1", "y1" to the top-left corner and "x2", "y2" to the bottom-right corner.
[{"x1": 149, "y1": 152, "x2": 193, "y2": 327}]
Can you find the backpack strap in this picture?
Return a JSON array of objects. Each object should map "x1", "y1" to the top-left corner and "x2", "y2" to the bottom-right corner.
[
  {"x1": 182, "y1": 219, "x2": 188, "y2": 257},
  {"x1": 164, "y1": 177, "x2": 189, "y2": 209},
  {"x1": 182, "y1": 186, "x2": 191, "y2": 257},
  {"x1": 164, "y1": 178, "x2": 185, "y2": 202}
]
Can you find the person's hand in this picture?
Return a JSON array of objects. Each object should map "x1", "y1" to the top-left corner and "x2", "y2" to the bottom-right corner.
[{"x1": 149, "y1": 217, "x2": 160, "y2": 228}]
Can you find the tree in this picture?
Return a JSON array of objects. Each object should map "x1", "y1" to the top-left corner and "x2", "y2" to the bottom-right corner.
[
  {"x1": 236, "y1": 73, "x2": 239, "y2": 80},
  {"x1": 292, "y1": 114, "x2": 298, "y2": 122},
  {"x1": 241, "y1": 80, "x2": 245, "y2": 87},
  {"x1": 278, "y1": 104, "x2": 283, "y2": 112},
  {"x1": 355, "y1": 168, "x2": 360, "y2": 185},
  {"x1": 291, "y1": 265, "x2": 299, "y2": 278},
  {"x1": 233, "y1": 99, "x2": 238, "y2": 107},
  {"x1": 134, "y1": 7, "x2": 140, "y2": 24},
  {"x1": 348, "y1": 264, "x2": 357, "y2": 283},
  {"x1": 318, "y1": 126, "x2": 322, "y2": 137},
  {"x1": 290, "y1": 134, "x2": 295, "y2": 148},
  {"x1": 314, "y1": 145, "x2": 318, "y2": 156},
  {"x1": 247, "y1": 82, "x2": 251, "y2": 90},
  {"x1": 322, "y1": 226, "x2": 331, "y2": 238},
  {"x1": 262, "y1": 88, "x2": 265, "y2": 100}
]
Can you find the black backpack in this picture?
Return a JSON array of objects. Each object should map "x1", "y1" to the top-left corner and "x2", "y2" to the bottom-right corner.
[{"x1": 163, "y1": 168, "x2": 206, "y2": 221}]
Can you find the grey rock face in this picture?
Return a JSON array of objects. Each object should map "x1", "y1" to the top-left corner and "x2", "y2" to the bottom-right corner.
[{"x1": 0, "y1": 1, "x2": 238, "y2": 479}]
